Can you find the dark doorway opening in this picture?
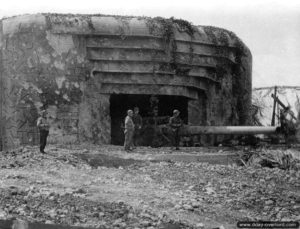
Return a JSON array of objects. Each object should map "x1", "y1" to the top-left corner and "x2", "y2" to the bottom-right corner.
[{"x1": 110, "y1": 94, "x2": 188, "y2": 145}]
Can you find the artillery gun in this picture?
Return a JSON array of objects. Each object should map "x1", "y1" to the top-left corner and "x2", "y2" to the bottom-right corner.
[
  {"x1": 135, "y1": 88, "x2": 300, "y2": 147},
  {"x1": 149, "y1": 123, "x2": 299, "y2": 147},
  {"x1": 140, "y1": 116, "x2": 299, "y2": 147}
]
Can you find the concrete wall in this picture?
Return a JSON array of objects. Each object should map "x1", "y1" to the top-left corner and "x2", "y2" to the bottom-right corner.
[
  {"x1": 0, "y1": 14, "x2": 252, "y2": 150},
  {"x1": 0, "y1": 15, "x2": 88, "y2": 149}
]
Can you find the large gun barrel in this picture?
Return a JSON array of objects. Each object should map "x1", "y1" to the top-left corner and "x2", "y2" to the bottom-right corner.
[{"x1": 180, "y1": 125, "x2": 278, "y2": 135}]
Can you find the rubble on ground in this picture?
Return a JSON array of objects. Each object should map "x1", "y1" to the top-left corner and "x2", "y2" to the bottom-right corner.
[
  {"x1": 240, "y1": 148, "x2": 300, "y2": 170},
  {"x1": 0, "y1": 145, "x2": 299, "y2": 228},
  {"x1": 0, "y1": 187, "x2": 183, "y2": 229}
]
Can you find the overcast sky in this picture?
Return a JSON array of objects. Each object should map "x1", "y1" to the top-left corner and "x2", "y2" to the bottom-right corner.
[{"x1": 1, "y1": 0, "x2": 299, "y2": 88}]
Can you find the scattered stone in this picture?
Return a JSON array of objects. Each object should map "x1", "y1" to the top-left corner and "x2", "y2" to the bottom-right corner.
[
  {"x1": 205, "y1": 187, "x2": 215, "y2": 195},
  {"x1": 141, "y1": 220, "x2": 151, "y2": 226},
  {"x1": 92, "y1": 212, "x2": 99, "y2": 218},
  {"x1": 265, "y1": 200, "x2": 274, "y2": 205},
  {"x1": 45, "y1": 220, "x2": 54, "y2": 224},
  {"x1": 113, "y1": 218, "x2": 123, "y2": 225},
  {"x1": 191, "y1": 201, "x2": 200, "y2": 208},
  {"x1": 182, "y1": 204, "x2": 193, "y2": 211},
  {"x1": 82, "y1": 149, "x2": 89, "y2": 154},
  {"x1": 47, "y1": 209, "x2": 57, "y2": 218},
  {"x1": 0, "y1": 145, "x2": 299, "y2": 228},
  {"x1": 195, "y1": 222, "x2": 204, "y2": 228},
  {"x1": 0, "y1": 209, "x2": 7, "y2": 219},
  {"x1": 174, "y1": 204, "x2": 181, "y2": 210}
]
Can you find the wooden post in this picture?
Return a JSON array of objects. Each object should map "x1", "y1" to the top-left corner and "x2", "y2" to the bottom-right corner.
[{"x1": 271, "y1": 86, "x2": 277, "y2": 126}]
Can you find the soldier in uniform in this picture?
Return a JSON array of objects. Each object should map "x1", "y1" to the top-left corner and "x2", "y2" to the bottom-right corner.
[
  {"x1": 37, "y1": 110, "x2": 50, "y2": 154},
  {"x1": 169, "y1": 109, "x2": 182, "y2": 150},
  {"x1": 132, "y1": 107, "x2": 142, "y2": 147},
  {"x1": 124, "y1": 109, "x2": 135, "y2": 151}
]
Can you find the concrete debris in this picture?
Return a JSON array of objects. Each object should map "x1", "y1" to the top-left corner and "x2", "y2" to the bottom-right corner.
[
  {"x1": 242, "y1": 149, "x2": 300, "y2": 170},
  {"x1": 0, "y1": 145, "x2": 299, "y2": 228}
]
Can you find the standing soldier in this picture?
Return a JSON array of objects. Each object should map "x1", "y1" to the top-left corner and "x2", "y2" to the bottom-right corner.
[
  {"x1": 169, "y1": 109, "x2": 182, "y2": 150},
  {"x1": 37, "y1": 109, "x2": 50, "y2": 154},
  {"x1": 132, "y1": 107, "x2": 142, "y2": 147},
  {"x1": 124, "y1": 109, "x2": 135, "y2": 151}
]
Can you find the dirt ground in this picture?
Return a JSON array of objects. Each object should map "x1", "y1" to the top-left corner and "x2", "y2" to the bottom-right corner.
[{"x1": 0, "y1": 144, "x2": 299, "y2": 229}]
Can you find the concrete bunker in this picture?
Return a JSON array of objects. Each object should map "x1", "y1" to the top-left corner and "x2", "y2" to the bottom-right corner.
[{"x1": 0, "y1": 14, "x2": 252, "y2": 150}]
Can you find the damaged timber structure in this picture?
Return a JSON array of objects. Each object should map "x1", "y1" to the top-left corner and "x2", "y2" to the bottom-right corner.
[{"x1": 0, "y1": 14, "x2": 252, "y2": 150}]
